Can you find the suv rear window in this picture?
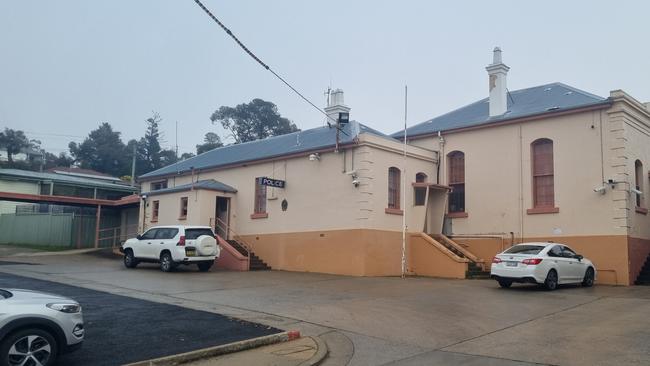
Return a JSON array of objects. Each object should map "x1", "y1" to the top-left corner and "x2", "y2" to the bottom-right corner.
[
  {"x1": 185, "y1": 228, "x2": 215, "y2": 240},
  {"x1": 504, "y1": 245, "x2": 545, "y2": 255}
]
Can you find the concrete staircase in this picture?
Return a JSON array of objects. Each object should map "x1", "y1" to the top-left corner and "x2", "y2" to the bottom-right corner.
[
  {"x1": 635, "y1": 253, "x2": 650, "y2": 285},
  {"x1": 429, "y1": 234, "x2": 490, "y2": 279},
  {"x1": 226, "y1": 239, "x2": 272, "y2": 271}
]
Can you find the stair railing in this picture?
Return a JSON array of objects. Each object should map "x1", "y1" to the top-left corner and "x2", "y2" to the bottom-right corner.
[{"x1": 211, "y1": 217, "x2": 255, "y2": 270}]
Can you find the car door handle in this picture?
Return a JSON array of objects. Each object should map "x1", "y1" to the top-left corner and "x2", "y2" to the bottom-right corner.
[
  {"x1": 160, "y1": 242, "x2": 164, "y2": 244},
  {"x1": 147, "y1": 242, "x2": 152, "y2": 245}
]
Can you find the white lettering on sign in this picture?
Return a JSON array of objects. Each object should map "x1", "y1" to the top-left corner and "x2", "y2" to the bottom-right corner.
[{"x1": 261, "y1": 178, "x2": 285, "y2": 188}]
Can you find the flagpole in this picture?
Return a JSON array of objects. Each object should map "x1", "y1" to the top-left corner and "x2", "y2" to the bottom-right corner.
[{"x1": 401, "y1": 85, "x2": 408, "y2": 278}]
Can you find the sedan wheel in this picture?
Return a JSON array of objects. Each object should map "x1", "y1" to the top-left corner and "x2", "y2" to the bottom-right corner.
[
  {"x1": 544, "y1": 269, "x2": 558, "y2": 291},
  {"x1": 582, "y1": 268, "x2": 595, "y2": 287},
  {"x1": 2, "y1": 329, "x2": 57, "y2": 366},
  {"x1": 160, "y1": 252, "x2": 174, "y2": 272}
]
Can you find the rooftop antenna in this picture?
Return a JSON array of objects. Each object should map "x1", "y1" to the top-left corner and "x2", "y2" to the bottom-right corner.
[
  {"x1": 401, "y1": 85, "x2": 408, "y2": 279},
  {"x1": 323, "y1": 87, "x2": 331, "y2": 127},
  {"x1": 175, "y1": 121, "x2": 179, "y2": 160}
]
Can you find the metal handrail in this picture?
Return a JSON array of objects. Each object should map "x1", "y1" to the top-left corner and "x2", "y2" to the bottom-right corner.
[{"x1": 211, "y1": 217, "x2": 254, "y2": 255}]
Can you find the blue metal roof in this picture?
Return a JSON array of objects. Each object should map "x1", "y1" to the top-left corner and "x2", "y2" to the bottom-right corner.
[
  {"x1": 0, "y1": 168, "x2": 138, "y2": 191},
  {"x1": 392, "y1": 82, "x2": 609, "y2": 138},
  {"x1": 146, "y1": 179, "x2": 237, "y2": 196},
  {"x1": 140, "y1": 121, "x2": 396, "y2": 180}
]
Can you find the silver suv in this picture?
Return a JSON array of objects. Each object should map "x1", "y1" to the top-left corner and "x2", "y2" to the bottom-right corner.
[{"x1": 0, "y1": 288, "x2": 84, "y2": 366}]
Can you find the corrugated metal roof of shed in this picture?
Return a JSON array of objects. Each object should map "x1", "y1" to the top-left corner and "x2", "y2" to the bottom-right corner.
[{"x1": 0, "y1": 168, "x2": 138, "y2": 191}]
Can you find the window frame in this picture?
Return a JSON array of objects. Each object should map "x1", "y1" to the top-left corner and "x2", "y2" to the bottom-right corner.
[
  {"x1": 150, "y1": 180, "x2": 168, "y2": 191},
  {"x1": 635, "y1": 160, "x2": 647, "y2": 214},
  {"x1": 447, "y1": 151, "x2": 467, "y2": 218},
  {"x1": 386, "y1": 167, "x2": 403, "y2": 215},
  {"x1": 528, "y1": 138, "x2": 559, "y2": 215},
  {"x1": 151, "y1": 200, "x2": 159, "y2": 222},
  {"x1": 413, "y1": 173, "x2": 427, "y2": 206},
  {"x1": 179, "y1": 197, "x2": 188, "y2": 220},
  {"x1": 251, "y1": 177, "x2": 268, "y2": 219}
]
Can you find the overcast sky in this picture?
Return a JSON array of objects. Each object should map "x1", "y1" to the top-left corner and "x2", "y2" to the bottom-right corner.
[{"x1": 1, "y1": 1, "x2": 648, "y2": 156}]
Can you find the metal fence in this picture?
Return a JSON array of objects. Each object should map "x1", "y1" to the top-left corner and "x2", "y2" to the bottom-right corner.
[{"x1": 0, "y1": 211, "x2": 121, "y2": 248}]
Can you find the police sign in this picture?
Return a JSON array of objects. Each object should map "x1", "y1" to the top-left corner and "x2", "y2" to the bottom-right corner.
[{"x1": 260, "y1": 177, "x2": 285, "y2": 188}]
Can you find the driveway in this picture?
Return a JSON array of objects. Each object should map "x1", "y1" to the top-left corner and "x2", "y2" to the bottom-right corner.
[
  {"x1": 0, "y1": 270, "x2": 280, "y2": 366},
  {"x1": 1, "y1": 253, "x2": 649, "y2": 366}
]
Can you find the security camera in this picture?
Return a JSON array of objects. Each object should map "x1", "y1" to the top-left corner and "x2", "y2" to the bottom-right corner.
[
  {"x1": 309, "y1": 153, "x2": 320, "y2": 161},
  {"x1": 593, "y1": 185, "x2": 606, "y2": 194},
  {"x1": 631, "y1": 188, "x2": 643, "y2": 195},
  {"x1": 141, "y1": 194, "x2": 148, "y2": 200},
  {"x1": 352, "y1": 179, "x2": 360, "y2": 187}
]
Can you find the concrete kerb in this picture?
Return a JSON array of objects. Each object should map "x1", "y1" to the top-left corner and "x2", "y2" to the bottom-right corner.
[
  {"x1": 124, "y1": 331, "x2": 302, "y2": 366},
  {"x1": 303, "y1": 335, "x2": 329, "y2": 366}
]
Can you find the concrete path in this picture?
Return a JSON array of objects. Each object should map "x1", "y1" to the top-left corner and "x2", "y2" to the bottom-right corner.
[{"x1": 1, "y1": 253, "x2": 649, "y2": 366}]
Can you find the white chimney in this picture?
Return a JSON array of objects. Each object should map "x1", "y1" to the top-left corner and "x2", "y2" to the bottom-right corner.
[
  {"x1": 324, "y1": 89, "x2": 351, "y2": 124},
  {"x1": 485, "y1": 47, "x2": 510, "y2": 117}
]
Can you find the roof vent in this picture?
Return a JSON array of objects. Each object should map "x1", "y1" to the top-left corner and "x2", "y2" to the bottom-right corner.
[
  {"x1": 544, "y1": 87, "x2": 552, "y2": 92},
  {"x1": 546, "y1": 106, "x2": 560, "y2": 111},
  {"x1": 564, "y1": 91, "x2": 573, "y2": 95}
]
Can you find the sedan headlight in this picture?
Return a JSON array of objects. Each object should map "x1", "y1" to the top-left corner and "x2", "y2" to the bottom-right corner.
[{"x1": 46, "y1": 303, "x2": 82, "y2": 313}]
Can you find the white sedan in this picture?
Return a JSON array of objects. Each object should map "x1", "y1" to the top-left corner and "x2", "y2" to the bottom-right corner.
[{"x1": 490, "y1": 242, "x2": 596, "y2": 290}]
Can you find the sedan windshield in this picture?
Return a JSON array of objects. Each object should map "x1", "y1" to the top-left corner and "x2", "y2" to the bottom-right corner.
[{"x1": 504, "y1": 245, "x2": 545, "y2": 255}]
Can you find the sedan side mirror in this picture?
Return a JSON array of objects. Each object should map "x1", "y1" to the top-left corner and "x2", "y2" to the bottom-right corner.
[
  {"x1": 575, "y1": 254, "x2": 583, "y2": 261},
  {"x1": 136, "y1": 234, "x2": 142, "y2": 240}
]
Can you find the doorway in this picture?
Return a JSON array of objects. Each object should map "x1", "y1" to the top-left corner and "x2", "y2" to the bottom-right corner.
[{"x1": 215, "y1": 197, "x2": 230, "y2": 239}]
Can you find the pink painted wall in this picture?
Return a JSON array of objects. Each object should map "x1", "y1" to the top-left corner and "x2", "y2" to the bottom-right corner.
[{"x1": 214, "y1": 236, "x2": 248, "y2": 271}]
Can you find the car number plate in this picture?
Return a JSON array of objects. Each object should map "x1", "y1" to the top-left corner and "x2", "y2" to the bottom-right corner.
[
  {"x1": 186, "y1": 249, "x2": 196, "y2": 257},
  {"x1": 506, "y1": 261, "x2": 518, "y2": 267}
]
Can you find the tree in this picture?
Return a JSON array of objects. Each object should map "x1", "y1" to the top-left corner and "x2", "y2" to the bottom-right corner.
[
  {"x1": 210, "y1": 99, "x2": 298, "y2": 144},
  {"x1": 69, "y1": 123, "x2": 128, "y2": 177},
  {"x1": 0, "y1": 128, "x2": 31, "y2": 163},
  {"x1": 141, "y1": 112, "x2": 164, "y2": 172},
  {"x1": 196, "y1": 132, "x2": 223, "y2": 154}
]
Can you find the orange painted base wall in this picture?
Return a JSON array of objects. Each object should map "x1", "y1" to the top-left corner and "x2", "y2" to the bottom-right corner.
[
  {"x1": 456, "y1": 235, "x2": 636, "y2": 285},
  {"x1": 240, "y1": 229, "x2": 404, "y2": 277},
  {"x1": 408, "y1": 235, "x2": 467, "y2": 279},
  {"x1": 628, "y1": 237, "x2": 650, "y2": 284},
  {"x1": 239, "y1": 230, "x2": 645, "y2": 285}
]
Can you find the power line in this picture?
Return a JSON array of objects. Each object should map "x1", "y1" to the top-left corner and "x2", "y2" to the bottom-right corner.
[
  {"x1": 192, "y1": 0, "x2": 345, "y2": 133},
  {"x1": 24, "y1": 131, "x2": 85, "y2": 139}
]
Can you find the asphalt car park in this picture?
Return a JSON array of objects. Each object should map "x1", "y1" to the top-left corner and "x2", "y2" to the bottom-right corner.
[{"x1": 0, "y1": 271, "x2": 281, "y2": 366}]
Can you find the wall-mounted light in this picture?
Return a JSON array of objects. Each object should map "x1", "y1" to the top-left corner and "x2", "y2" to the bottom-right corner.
[
  {"x1": 309, "y1": 153, "x2": 321, "y2": 161},
  {"x1": 593, "y1": 185, "x2": 606, "y2": 195}
]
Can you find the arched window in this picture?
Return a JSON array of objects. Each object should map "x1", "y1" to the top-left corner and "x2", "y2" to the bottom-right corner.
[
  {"x1": 448, "y1": 151, "x2": 465, "y2": 213},
  {"x1": 532, "y1": 139, "x2": 554, "y2": 208},
  {"x1": 388, "y1": 167, "x2": 401, "y2": 210},
  {"x1": 414, "y1": 173, "x2": 427, "y2": 206},
  {"x1": 635, "y1": 160, "x2": 644, "y2": 208}
]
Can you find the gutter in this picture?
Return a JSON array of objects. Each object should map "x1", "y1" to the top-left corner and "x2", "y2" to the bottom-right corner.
[{"x1": 396, "y1": 99, "x2": 613, "y2": 141}]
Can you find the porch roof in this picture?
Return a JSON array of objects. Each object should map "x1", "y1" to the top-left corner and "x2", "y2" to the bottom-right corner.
[{"x1": 145, "y1": 179, "x2": 237, "y2": 196}]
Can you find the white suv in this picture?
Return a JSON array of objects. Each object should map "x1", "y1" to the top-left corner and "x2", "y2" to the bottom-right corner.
[{"x1": 121, "y1": 226, "x2": 220, "y2": 272}]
